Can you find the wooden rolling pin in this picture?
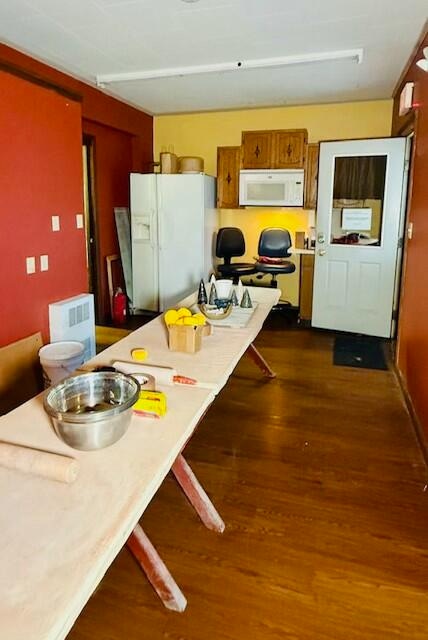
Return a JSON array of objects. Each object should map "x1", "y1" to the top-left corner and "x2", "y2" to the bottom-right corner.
[
  {"x1": 112, "y1": 361, "x2": 217, "y2": 390},
  {"x1": 113, "y1": 361, "x2": 176, "y2": 385},
  {"x1": 0, "y1": 442, "x2": 79, "y2": 484}
]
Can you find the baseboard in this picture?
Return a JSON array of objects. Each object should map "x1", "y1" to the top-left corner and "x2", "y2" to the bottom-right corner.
[{"x1": 392, "y1": 362, "x2": 428, "y2": 466}]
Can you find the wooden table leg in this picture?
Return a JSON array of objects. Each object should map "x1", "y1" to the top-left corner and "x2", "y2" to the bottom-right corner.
[
  {"x1": 172, "y1": 454, "x2": 225, "y2": 533},
  {"x1": 246, "y1": 342, "x2": 276, "y2": 378},
  {"x1": 127, "y1": 524, "x2": 187, "y2": 612}
]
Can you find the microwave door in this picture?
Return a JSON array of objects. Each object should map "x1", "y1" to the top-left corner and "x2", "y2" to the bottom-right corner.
[
  {"x1": 247, "y1": 180, "x2": 286, "y2": 205},
  {"x1": 239, "y1": 170, "x2": 304, "y2": 206}
]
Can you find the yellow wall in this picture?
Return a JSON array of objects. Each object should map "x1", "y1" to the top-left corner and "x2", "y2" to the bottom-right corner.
[
  {"x1": 155, "y1": 100, "x2": 392, "y2": 176},
  {"x1": 155, "y1": 100, "x2": 393, "y2": 305},
  {"x1": 217, "y1": 208, "x2": 312, "y2": 305}
]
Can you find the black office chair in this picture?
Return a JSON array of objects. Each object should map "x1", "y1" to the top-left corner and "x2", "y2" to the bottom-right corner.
[
  {"x1": 216, "y1": 227, "x2": 257, "y2": 283},
  {"x1": 254, "y1": 227, "x2": 296, "y2": 311}
]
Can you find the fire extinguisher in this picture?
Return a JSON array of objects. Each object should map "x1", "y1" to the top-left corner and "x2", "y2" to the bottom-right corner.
[{"x1": 112, "y1": 287, "x2": 127, "y2": 325}]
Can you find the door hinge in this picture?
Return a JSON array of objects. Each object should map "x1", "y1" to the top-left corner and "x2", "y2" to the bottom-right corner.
[
  {"x1": 392, "y1": 308, "x2": 398, "y2": 321},
  {"x1": 398, "y1": 237, "x2": 404, "y2": 248}
]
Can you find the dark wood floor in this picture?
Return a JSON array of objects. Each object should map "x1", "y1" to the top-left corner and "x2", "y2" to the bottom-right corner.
[{"x1": 68, "y1": 323, "x2": 428, "y2": 640}]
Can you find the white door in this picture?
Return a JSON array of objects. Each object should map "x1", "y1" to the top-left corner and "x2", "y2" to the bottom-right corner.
[
  {"x1": 130, "y1": 173, "x2": 159, "y2": 312},
  {"x1": 157, "y1": 175, "x2": 204, "y2": 311},
  {"x1": 312, "y1": 138, "x2": 406, "y2": 338}
]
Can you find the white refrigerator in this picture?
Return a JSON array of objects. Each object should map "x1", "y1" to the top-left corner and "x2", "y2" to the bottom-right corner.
[{"x1": 130, "y1": 173, "x2": 218, "y2": 312}]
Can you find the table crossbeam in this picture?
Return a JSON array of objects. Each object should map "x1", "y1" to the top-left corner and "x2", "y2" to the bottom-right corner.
[
  {"x1": 172, "y1": 453, "x2": 225, "y2": 533},
  {"x1": 246, "y1": 342, "x2": 276, "y2": 378},
  {"x1": 127, "y1": 524, "x2": 187, "y2": 612}
]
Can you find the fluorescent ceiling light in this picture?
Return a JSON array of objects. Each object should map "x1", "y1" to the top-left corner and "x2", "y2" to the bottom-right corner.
[{"x1": 96, "y1": 49, "x2": 363, "y2": 87}]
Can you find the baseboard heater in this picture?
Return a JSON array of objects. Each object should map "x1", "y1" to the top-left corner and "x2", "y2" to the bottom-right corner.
[{"x1": 49, "y1": 294, "x2": 96, "y2": 362}]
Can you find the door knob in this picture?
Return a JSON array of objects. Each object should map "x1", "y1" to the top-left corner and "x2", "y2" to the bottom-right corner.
[
  {"x1": 317, "y1": 232, "x2": 325, "y2": 244},
  {"x1": 318, "y1": 249, "x2": 326, "y2": 256}
]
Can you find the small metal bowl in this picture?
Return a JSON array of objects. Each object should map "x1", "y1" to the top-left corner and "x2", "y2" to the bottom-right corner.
[{"x1": 43, "y1": 371, "x2": 140, "y2": 451}]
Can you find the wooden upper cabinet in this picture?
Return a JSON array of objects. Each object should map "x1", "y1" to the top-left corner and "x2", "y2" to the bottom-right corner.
[
  {"x1": 304, "y1": 143, "x2": 319, "y2": 210},
  {"x1": 275, "y1": 129, "x2": 307, "y2": 169},
  {"x1": 241, "y1": 129, "x2": 308, "y2": 170},
  {"x1": 217, "y1": 146, "x2": 241, "y2": 208},
  {"x1": 241, "y1": 131, "x2": 273, "y2": 169}
]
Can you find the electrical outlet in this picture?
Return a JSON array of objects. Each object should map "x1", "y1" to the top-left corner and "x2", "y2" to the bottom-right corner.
[
  {"x1": 76, "y1": 213, "x2": 84, "y2": 229},
  {"x1": 52, "y1": 215, "x2": 60, "y2": 232},
  {"x1": 40, "y1": 255, "x2": 49, "y2": 271},
  {"x1": 26, "y1": 256, "x2": 36, "y2": 274}
]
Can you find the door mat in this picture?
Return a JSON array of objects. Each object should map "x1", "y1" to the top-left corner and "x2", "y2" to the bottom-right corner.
[{"x1": 333, "y1": 335, "x2": 388, "y2": 370}]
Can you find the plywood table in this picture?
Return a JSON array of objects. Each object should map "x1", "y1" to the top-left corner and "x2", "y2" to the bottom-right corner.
[{"x1": 0, "y1": 286, "x2": 279, "y2": 640}]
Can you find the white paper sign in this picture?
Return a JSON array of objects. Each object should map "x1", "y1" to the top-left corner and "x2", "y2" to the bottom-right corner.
[{"x1": 342, "y1": 208, "x2": 372, "y2": 231}]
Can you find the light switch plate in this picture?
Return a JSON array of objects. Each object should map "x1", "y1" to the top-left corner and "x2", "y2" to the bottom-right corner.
[
  {"x1": 76, "y1": 213, "x2": 84, "y2": 229},
  {"x1": 26, "y1": 256, "x2": 36, "y2": 274},
  {"x1": 40, "y1": 254, "x2": 49, "y2": 271},
  {"x1": 52, "y1": 215, "x2": 60, "y2": 232}
]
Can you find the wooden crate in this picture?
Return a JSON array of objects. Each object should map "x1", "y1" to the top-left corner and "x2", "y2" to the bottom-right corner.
[{"x1": 168, "y1": 325, "x2": 204, "y2": 353}]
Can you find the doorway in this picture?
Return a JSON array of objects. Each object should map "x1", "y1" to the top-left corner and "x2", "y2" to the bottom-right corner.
[
  {"x1": 312, "y1": 137, "x2": 408, "y2": 338},
  {"x1": 82, "y1": 135, "x2": 102, "y2": 322}
]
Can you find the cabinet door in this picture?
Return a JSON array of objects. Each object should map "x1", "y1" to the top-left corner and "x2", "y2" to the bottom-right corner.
[
  {"x1": 304, "y1": 143, "x2": 319, "y2": 210},
  {"x1": 241, "y1": 131, "x2": 273, "y2": 169},
  {"x1": 275, "y1": 130, "x2": 307, "y2": 168},
  {"x1": 217, "y1": 146, "x2": 240, "y2": 208},
  {"x1": 299, "y1": 254, "x2": 315, "y2": 321}
]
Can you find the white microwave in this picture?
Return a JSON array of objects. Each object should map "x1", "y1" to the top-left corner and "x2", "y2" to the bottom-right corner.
[{"x1": 239, "y1": 169, "x2": 304, "y2": 207}]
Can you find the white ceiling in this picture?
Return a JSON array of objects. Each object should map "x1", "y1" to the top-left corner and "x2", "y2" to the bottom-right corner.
[{"x1": 0, "y1": 0, "x2": 426, "y2": 115}]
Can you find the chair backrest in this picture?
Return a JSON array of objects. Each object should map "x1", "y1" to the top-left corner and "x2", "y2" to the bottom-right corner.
[
  {"x1": 216, "y1": 227, "x2": 246, "y2": 262},
  {"x1": 258, "y1": 228, "x2": 292, "y2": 258}
]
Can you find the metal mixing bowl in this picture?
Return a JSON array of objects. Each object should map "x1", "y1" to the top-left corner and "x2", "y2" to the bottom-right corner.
[{"x1": 43, "y1": 371, "x2": 140, "y2": 451}]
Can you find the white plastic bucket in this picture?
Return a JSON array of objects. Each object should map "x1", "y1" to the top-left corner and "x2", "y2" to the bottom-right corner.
[{"x1": 39, "y1": 341, "x2": 85, "y2": 388}]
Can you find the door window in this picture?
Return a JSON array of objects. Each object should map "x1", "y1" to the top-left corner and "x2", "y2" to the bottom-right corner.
[{"x1": 329, "y1": 155, "x2": 387, "y2": 246}]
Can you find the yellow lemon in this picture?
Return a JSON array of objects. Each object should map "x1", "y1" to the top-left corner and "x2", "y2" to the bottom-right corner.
[
  {"x1": 176, "y1": 307, "x2": 191, "y2": 318},
  {"x1": 164, "y1": 309, "x2": 179, "y2": 325},
  {"x1": 183, "y1": 317, "x2": 198, "y2": 326},
  {"x1": 131, "y1": 348, "x2": 148, "y2": 362},
  {"x1": 192, "y1": 313, "x2": 206, "y2": 325}
]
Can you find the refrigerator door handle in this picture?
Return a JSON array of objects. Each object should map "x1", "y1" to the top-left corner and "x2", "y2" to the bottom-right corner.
[
  {"x1": 158, "y1": 209, "x2": 163, "y2": 251},
  {"x1": 157, "y1": 188, "x2": 163, "y2": 251},
  {"x1": 150, "y1": 208, "x2": 156, "y2": 249}
]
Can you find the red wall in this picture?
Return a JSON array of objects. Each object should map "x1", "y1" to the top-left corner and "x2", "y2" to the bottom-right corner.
[
  {"x1": 392, "y1": 32, "x2": 428, "y2": 438},
  {"x1": 0, "y1": 44, "x2": 153, "y2": 151},
  {"x1": 0, "y1": 71, "x2": 87, "y2": 346},
  {"x1": 0, "y1": 44, "x2": 153, "y2": 342}
]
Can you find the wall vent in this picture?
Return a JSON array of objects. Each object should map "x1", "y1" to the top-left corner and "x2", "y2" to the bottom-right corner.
[{"x1": 49, "y1": 294, "x2": 96, "y2": 362}]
